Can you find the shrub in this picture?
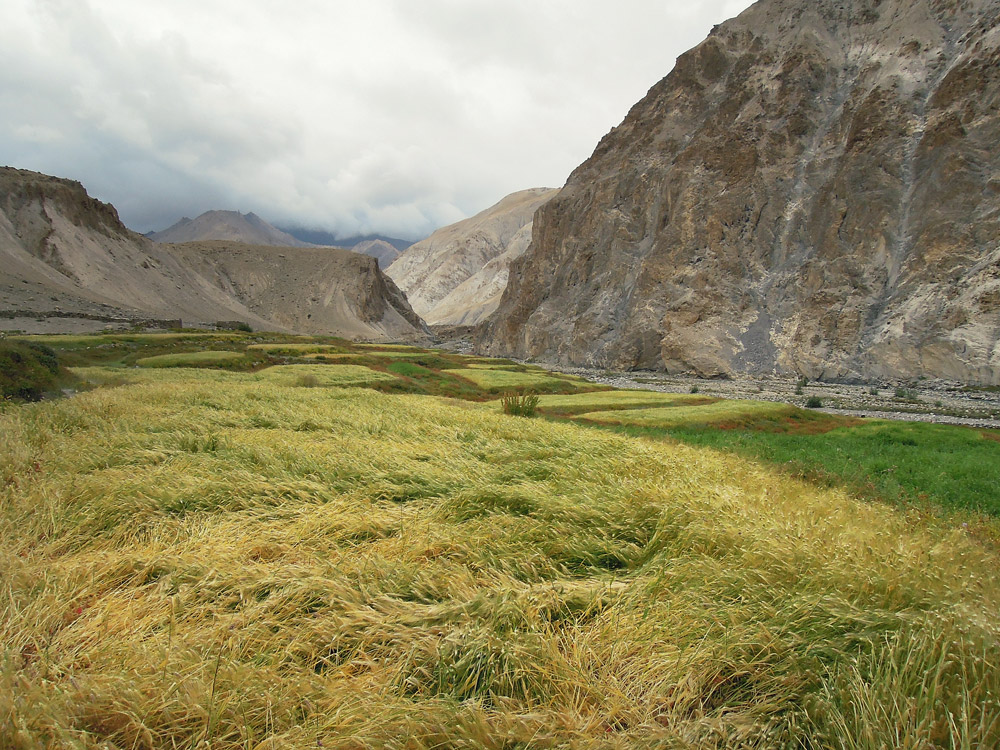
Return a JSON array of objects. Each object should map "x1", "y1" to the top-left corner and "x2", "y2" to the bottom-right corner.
[
  {"x1": 0, "y1": 341, "x2": 64, "y2": 401},
  {"x1": 804, "y1": 396, "x2": 823, "y2": 408},
  {"x1": 690, "y1": 385, "x2": 700, "y2": 394},
  {"x1": 501, "y1": 392, "x2": 540, "y2": 417},
  {"x1": 895, "y1": 387, "x2": 919, "y2": 401}
]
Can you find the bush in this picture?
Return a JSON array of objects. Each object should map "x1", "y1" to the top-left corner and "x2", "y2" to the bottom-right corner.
[
  {"x1": 501, "y1": 392, "x2": 540, "y2": 417},
  {"x1": 895, "y1": 387, "x2": 919, "y2": 401},
  {"x1": 804, "y1": 396, "x2": 823, "y2": 409},
  {"x1": 0, "y1": 341, "x2": 64, "y2": 401},
  {"x1": 690, "y1": 385, "x2": 700, "y2": 394}
]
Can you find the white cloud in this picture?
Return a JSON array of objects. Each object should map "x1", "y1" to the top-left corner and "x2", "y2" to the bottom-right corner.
[{"x1": 0, "y1": 0, "x2": 755, "y2": 238}]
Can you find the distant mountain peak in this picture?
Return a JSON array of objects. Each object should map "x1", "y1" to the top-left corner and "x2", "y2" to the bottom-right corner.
[{"x1": 149, "y1": 210, "x2": 312, "y2": 247}]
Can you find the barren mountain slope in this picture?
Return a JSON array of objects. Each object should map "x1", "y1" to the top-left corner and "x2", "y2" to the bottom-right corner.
[
  {"x1": 387, "y1": 188, "x2": 558, "y2": 326},
  {"x1": 0, "y1": 169, "x2": 276, "y2": 330},
  {"x1": 0, "y1": 168, "x2": 428, "y2": 341},
  {"x1": 479, "y1": 0, "x2": 1000, "y2": 384},
  {"x1": 167, "y1": 241, "x2": 429, "y2": 341},
  {"x1": 352, "y1": 239, "x2": 401, "y2": 269},
  {"x1": 149, "y1": 210, "x2": 313, "y2": 247}
]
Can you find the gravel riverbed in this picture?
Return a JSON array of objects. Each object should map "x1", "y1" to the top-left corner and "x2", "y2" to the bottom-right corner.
[{"x1": 537, "y1": 365, "x2": 1000, "y2": 430}]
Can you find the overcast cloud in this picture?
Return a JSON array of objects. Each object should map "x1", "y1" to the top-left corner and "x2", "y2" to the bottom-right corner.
[{"x1": 1, "y1": 0, "x2": 754, "y2": 239}]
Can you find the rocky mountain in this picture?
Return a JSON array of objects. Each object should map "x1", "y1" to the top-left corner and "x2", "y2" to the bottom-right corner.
[
  {"x1": 0, "y1": 167, "x2": 428, "y2": 341},
  {"x1": 277, "y1": 229, "x2": 413, "y2": 254},
  {"x1": 387, "y1": 188, "x2": 558, "y2": 326},
  {"x1": 149, "y1": 210, "x2": 312, "y2": 247},
  {"x1": 479, "y1": 0, "x2": 1000, "y2": 385},
  {"x1": 351, "y1": 239, "x2": 401, "y2": 269},
  {"x1": 166, "y1": 241, "x2": 427, "y2": 341}
]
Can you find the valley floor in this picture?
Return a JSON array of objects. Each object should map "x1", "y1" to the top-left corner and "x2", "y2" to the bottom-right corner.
[{"x1": 2, "y1": 333, "x2": 999, "y2": 748}]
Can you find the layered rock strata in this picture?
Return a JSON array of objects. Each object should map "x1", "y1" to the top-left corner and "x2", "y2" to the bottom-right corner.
[{"x1": 480, "y1": 0, "x2": 1000, "y2": 384}]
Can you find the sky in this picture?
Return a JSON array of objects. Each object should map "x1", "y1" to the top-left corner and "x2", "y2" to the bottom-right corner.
[{"x1": 1, "y1": 0, "x2": 755, "y2": 240}]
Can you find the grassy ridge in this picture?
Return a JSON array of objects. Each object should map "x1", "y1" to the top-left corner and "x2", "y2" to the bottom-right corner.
[{"x1": 2, "y1": 374, "x2": 999, "y2": 747}]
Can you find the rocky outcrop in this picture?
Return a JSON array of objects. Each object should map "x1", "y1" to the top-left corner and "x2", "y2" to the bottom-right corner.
[
  {"x1": 149, "y1": 210, "x2": 313, "y2": 247},
  {"x1": 387, "y1": 188, "x2": 558, "y2": 326},
  {"x1": 0, "y1": 168, "x2": 428, "y2": 341},
  {"x1": 479, "y1": 0, "x2": 1000, "y2": 384},
  {"x1": 167, "y1": 241, "x2": 429, "y2": 341}
]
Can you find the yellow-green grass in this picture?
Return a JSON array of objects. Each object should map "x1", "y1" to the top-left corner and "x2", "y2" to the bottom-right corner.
[
  {"x1": 534, "y1": 389, "x2": 715, "y2": 415},
  {"x1": 355, "y1": 343, "x2": 422, "y2": 351},
  {"x1": 363, "y1": 350, "x2": 442, "y2": 359},
  {"x1": 576, "y1": 399, "x2": 796, "y2": 429},
  {"x1": 246, "y1": 344, "x2": 348, "y2": 355},
  {"x1": 446, "y1": 367, "x2": 589, "y2": 392},
  {"x1": 254, "y1": 364, "x2": 398, "y2": 387},
  {"x1": 1, "y1": 371, "x2": 998, "y2": 748},
  {"x1": 72, "y1": 364, "x2": 398, "y2": 389},
  {"x1": 464, "y1": 363, "x2": 525, "y2": 371},
  {"x1": 135, "y1": 351, "x2": 247, "y2": 368}
]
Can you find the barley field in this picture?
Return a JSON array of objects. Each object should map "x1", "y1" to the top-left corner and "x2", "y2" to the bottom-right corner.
[{"x1": 2, "y1": 364, "x2": 998, "y2": 748}]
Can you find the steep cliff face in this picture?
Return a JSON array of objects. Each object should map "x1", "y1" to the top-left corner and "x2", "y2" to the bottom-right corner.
[
  {"x1": 387, "y1": 188, "x2": 558, "y2": 326},
  {"x1": 480, "y1": 0, "x2": 1000, "y2": 384},
  {"x1": 0, "y1": 168, "x2": 428, "y2": 341}
]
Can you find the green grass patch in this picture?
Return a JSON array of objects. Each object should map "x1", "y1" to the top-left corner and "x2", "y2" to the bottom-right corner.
[
  {"x1": 386, "y1": 361, "x2": 434, "y2": 378},
  {"x1": 664, "y1": 420, "x2": 1000, "y2": 516},
  {"x1": 135, "y1": 350, "x2": 247, "y2": 368}
]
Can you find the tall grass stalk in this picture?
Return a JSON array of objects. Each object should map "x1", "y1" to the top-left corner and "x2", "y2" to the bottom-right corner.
[{"x1": 1, "y1": 375, "x2": 998, "y2": 747}]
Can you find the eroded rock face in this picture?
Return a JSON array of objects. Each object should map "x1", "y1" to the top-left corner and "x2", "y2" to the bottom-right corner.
[
  {"x1": 167, "y1": 241, "x2": 429, "y2": 341},
  {"x1": 387, "y1": 188, "x2": 558, "y2": 326},
  {"x1": 0, "y1": 167, "x2": 428, "y2": 341},
  {"x1": 480, "y1": 0, "x2": 1000, "y2": 384}
]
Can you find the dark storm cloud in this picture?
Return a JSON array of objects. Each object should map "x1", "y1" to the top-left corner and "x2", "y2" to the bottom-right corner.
[{"x1": 1, "y1": 0, "x2": 755, "y2": 238}]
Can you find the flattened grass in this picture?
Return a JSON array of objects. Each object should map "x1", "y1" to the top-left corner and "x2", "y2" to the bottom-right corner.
[{"x1": 2, "y1": 373, "x2": 999, "y2": 747}]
